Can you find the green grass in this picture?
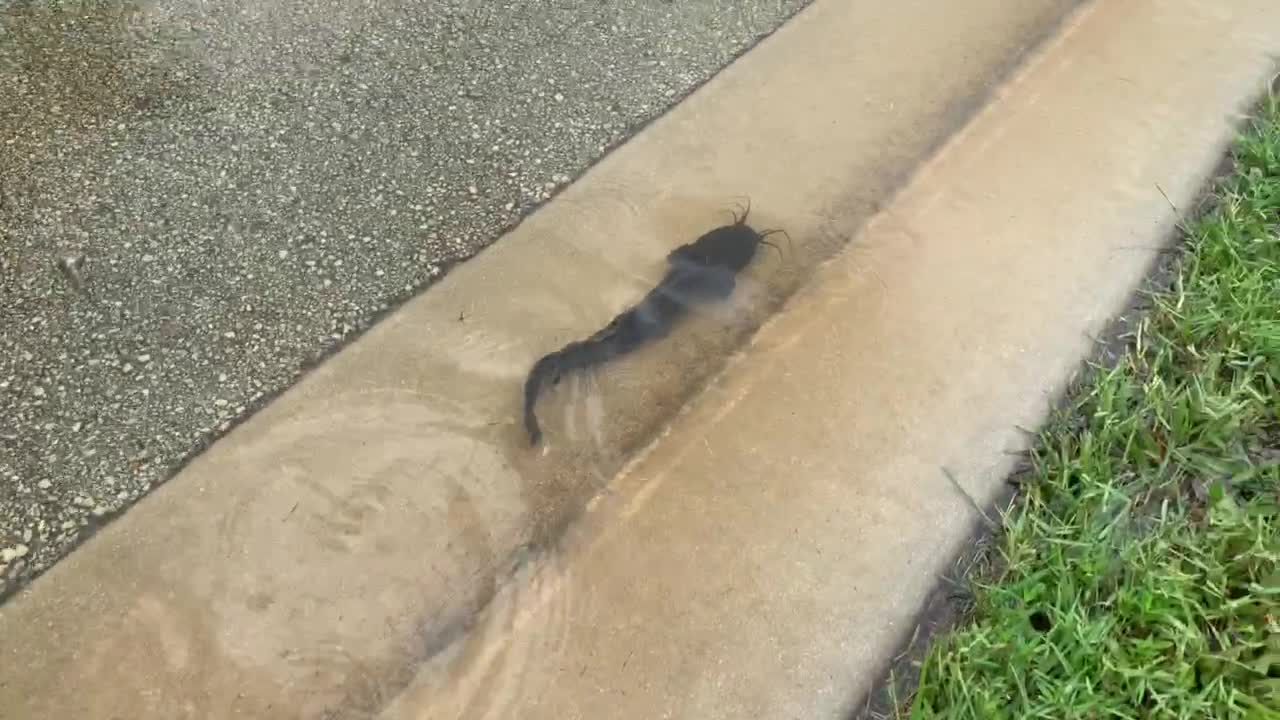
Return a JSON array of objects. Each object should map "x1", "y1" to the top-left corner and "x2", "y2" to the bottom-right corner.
[{"x1": 902, "y1": 98, "x2": 1280, "y2": 719}]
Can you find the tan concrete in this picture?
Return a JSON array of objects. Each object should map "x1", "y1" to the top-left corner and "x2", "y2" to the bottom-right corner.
[
  {"x1": 374, "y1": 1, "x2": 1280, "y2": 719},
  {"x1": 0, "y1": 1, "x2": 1082, "y2": 718},
  {"x1": 2, "y1": 0, "x2": 1277, "y2": 719}
]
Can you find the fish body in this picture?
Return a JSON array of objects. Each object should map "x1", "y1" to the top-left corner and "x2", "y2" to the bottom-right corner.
[{"x1": 523, "y1": 213, "x2": 776, "y2": 446}]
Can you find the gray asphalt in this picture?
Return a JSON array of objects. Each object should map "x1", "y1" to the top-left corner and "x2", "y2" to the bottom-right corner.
[{"x1": 0, "y1": 0, "x2": 810, "y2": 597}]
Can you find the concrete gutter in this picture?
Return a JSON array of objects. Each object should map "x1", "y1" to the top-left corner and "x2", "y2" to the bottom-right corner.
[
  {"x1": 2, "y1": 0, "x2": 1278, "y2": 718},
  {"x1": 379, "y1": 1, "x2": 1280, "y2": 718}
]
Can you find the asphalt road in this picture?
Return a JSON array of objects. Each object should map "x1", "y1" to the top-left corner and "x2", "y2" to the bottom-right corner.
[{"x1": 0, "y1": 0, "x2": 809, "y2": 598}]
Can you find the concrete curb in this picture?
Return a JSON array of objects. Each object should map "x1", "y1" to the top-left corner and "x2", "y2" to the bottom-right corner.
[{"x1": 376, "y1": 1, "x2": 1280, "y2": 717}]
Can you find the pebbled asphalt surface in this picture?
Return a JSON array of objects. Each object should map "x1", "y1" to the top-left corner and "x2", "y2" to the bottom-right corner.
[{"x1": 0, "y1": 0, "x2": 811, "y2": 598}]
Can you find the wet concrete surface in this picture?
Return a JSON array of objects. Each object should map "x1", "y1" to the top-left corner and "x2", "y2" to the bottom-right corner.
[
  {"x1": 0, "y1": 0, "x2": 812, "y2": 596},
  {"x1": 0, "y1": 0, "x2": 1092, "y2": 716},
  {"x1": 379, "y1": 2, "x2": 1280, "y2": 717}
]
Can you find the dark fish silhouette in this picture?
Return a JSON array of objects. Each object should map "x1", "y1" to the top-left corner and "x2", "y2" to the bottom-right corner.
[{"x1": 523, "y1": 205, "x2": 784, "y2": 446}]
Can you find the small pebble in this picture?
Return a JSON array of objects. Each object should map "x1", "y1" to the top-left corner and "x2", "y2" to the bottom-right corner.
[{"x1": 0, "y1": 545, "x2": 29, "y2": 563}]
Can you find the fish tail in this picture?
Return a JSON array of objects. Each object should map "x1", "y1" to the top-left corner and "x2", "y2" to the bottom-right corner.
[
  {"x1": 524, "y1": 328, "x2": 627, "y2": 446},
  {"x1": 523, "y1": 352, "x2": 561, "y2": 445},
  {"x1": 560, "y1": 335, "x2": 621, "y2": 372}
]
